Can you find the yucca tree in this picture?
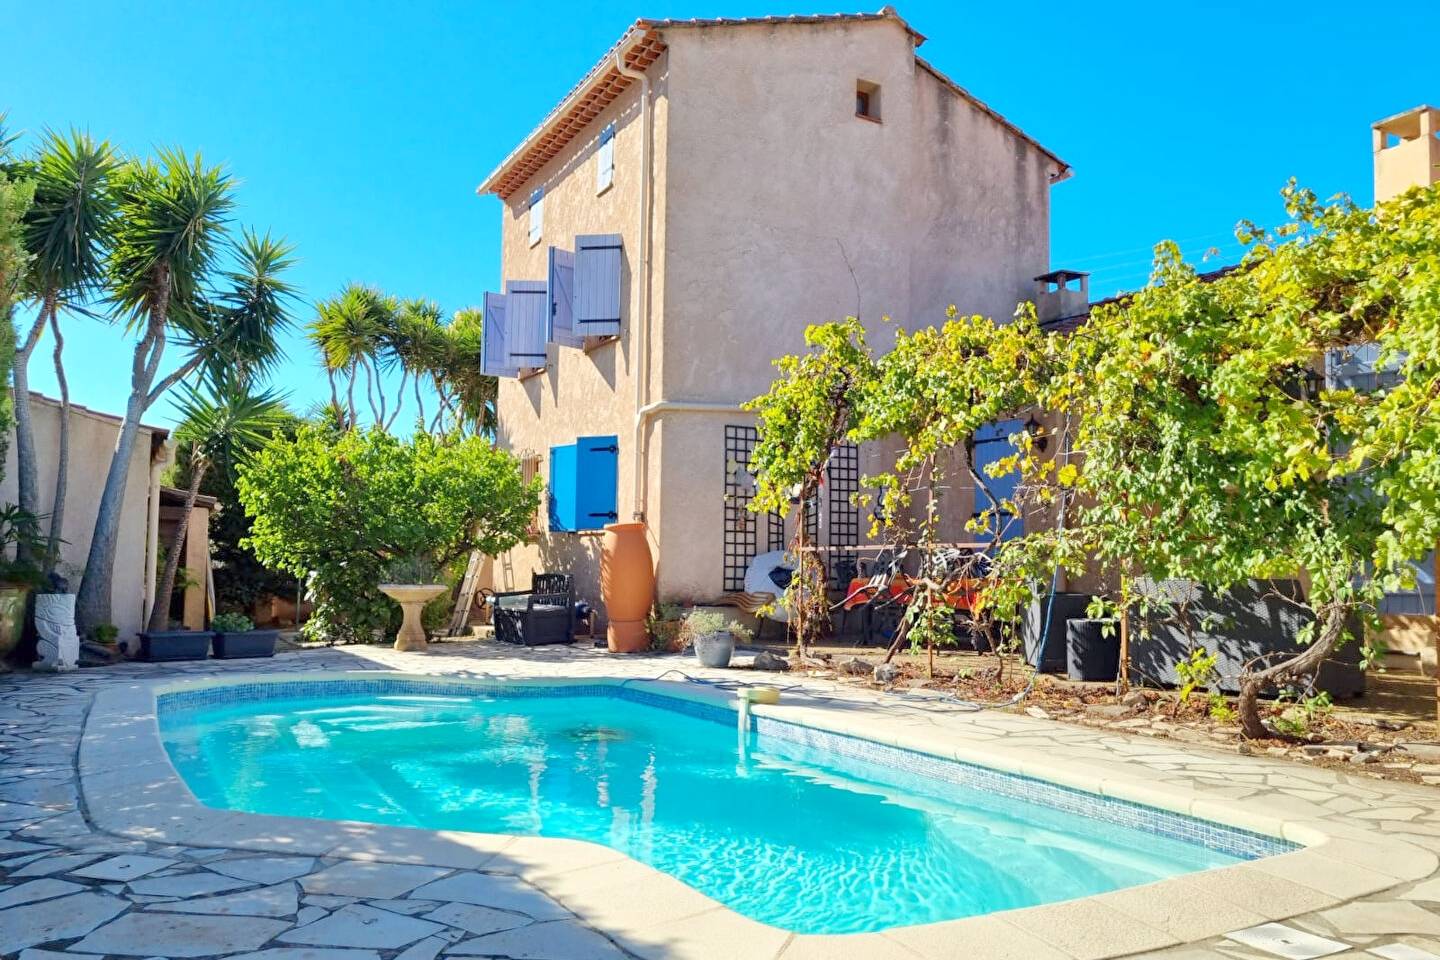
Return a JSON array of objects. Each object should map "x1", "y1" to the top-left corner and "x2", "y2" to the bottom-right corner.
[
  {"x1": 148, "y1": 373, "x2": 288, "y2": 630},
  {"x1": 441, "y1": 308, "x2": 497, "y2": 437},
  {"x1": 308, "y1": 284, "x2": 391, "y2": 428},
  {"x1": 16, "y1": 130, "x2": 121, "y2": 567},
  {"x1": 76, "y1": 150, "x2": 294, "y2": 636},
  {"x1": 385, "y1": 297, "x2": 444, "y2": 429}
]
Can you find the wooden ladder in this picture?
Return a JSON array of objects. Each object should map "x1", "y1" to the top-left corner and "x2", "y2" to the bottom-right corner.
[{"x1": 449, "y1": 550, "x2": 485, "y2": 637}]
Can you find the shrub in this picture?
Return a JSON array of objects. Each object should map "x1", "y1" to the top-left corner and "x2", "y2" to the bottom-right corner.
[
  {"x1": 238, "y1": 425, "x2": 540, "y2": 644},
  {"x1": 211, "y1": 612, "x2": 255, "y2": 633}
]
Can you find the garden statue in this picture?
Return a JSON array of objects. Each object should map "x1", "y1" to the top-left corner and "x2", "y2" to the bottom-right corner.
[{"x1": 33, "y1": 572, "x2": 78, "y2": 672}]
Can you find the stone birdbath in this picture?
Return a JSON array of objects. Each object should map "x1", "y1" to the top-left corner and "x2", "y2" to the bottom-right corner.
[{"x1": 379, "y1": 583, "x2": 448, "y2": 652}]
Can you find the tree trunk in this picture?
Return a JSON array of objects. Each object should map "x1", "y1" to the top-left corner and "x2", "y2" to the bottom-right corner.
[
  {"x1": 76, "y1": 279, "x2": 171, "y2": 639},
  {"x1": 412, "y1": 375, "x2": 425, "y2": 428},
  {"x1": 345, "y1": 364, "x2": 357, "y2": 427},
  {"x1": 12, "y1": 297, "x2": 53, "y2": 561},
  {"x1": 1237, "y1": 602, "x2": 1347, "y2": 739},
  {"x1": 45, "y1": 307, "x2": 69, "y2": 574},
  {"x1": 148, "y1": 456, "x2": 206, "y2": 631}
]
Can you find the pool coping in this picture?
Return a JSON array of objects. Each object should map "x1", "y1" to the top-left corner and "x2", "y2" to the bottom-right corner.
[{"x1": 80, "y1": 670, "x2": 1436, "y2": 960}]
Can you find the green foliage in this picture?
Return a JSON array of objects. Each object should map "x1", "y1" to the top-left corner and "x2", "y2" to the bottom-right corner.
[
  {"x1": 1273, "y1": 690, "x2": 1333, "y2": 737},
  {"x1": 381, "y1": 554, "x2": 444, "y2": 584},
  {"x1": 1207, "y1": 693, "x2": 1237, "y2": 724},
  {"x1": 211, "y1": 611, "x2": 254, "y2": 633},
  {"x1": 682, "y1": 609, "x2": 752, "y2": 642},
  {"x1": 0, "y1": 503, "x2": 49, "y2": 587},
  {"x1": 22, "y1": 129, "x2": 121, "y2": 304},
  {"x1": 1176, "y1": 648, "x2": 1220, "y2": 703},
  {"x1": 0, "y1": 167, "x2": 33, "y2": 476},
  {"x1": 91, "y1": 623, "x2": 119, "y2": 646},
  {"x1": 237, "y1": 425, "x2": 541, "y2": 644}
]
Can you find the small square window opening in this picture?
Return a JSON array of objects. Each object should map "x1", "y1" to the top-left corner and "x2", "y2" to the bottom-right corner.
[{"x1": 856, "y1": 80, "x2": 881, "y2": 121}]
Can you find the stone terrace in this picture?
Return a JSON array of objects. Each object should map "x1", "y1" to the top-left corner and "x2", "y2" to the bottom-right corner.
[{"x1": 4, "y1": 641, "x2": 1440, "y2": 959}]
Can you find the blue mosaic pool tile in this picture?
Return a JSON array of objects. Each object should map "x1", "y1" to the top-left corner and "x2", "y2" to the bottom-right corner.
[{"x1": 157, "y1": 675, "x2": 1293, "y2": 861}]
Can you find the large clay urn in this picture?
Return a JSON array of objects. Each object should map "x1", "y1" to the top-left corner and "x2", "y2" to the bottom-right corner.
[{"x1": 601, "y1": 522, "x2": 654, "y2": 653}]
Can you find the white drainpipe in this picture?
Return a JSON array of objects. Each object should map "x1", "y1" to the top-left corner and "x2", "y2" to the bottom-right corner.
[{"x1": 613, "y1": 44, "x2": 653, "y2": 522}]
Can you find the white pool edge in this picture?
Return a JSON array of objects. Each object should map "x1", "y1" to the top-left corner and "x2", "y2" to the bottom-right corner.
[{"x1": 79, "y1": 670, "x2": 1433, "y2": 960}]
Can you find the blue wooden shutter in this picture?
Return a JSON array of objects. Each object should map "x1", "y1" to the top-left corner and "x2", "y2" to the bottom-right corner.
[
  {"x1": 596, "y1": 123, "x2": 615, "y2": 192},
  {"x1": 573, "y1": 234, "x2": 622, "y2": 337},
  {"x1": 548, "y1": 443, "x2": 578, "y2": 532},
  {"x1": 575, "y1": 435, "x2": 619, "y2": 529},
  {"x1": 973, "y1": 419, "x2": 1023, "y2": 541},
  {"x1": 528, "y1": 187, "x2": 544, "y2": 246},
  {"x1": 547, "y1": 246, "x2": 581, "y2": 349},
  {"x1": 480, "y1": 291, "x2": 519, "y2": 378},
  {"x1": 505, "y1": 280, "x2": 548, "y2": 370}
]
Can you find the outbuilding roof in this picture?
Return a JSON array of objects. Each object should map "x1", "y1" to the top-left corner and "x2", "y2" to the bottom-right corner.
[{"x1": 477, "y1": 7, "x2": 1069, "y2": 199}]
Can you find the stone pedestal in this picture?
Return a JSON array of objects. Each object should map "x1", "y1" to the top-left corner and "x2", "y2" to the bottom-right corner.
[
  {"x1": 33, "y1": 593, "x2": 79, "y2": 672},
  {"x1": 379, "y1": 583, "x2": 448, "y2": 652}
]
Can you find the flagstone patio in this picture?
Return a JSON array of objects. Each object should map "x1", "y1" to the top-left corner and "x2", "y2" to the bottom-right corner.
[{"x1": 4, "y1": 640, "x2": 1440, "y2": 959}]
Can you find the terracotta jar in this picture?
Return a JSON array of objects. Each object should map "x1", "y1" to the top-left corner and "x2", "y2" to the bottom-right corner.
[{"x1": 601, "y1": 522, "x2": 654, "y2": 653}]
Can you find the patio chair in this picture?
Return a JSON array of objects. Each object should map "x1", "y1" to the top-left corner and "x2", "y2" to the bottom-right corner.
[{"x1": 493, "y1": 573, "x2": 576, "y2": 646}]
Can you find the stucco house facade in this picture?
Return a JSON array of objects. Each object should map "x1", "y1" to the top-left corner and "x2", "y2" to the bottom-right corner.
[{"x1": 477, "y1": 9, "x2": 1069, "y2": 613}]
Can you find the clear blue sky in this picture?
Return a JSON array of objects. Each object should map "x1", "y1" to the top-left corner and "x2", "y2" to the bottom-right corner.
[{"x1": 4, "y1": 0, "x2": 1437, "y2": 430}]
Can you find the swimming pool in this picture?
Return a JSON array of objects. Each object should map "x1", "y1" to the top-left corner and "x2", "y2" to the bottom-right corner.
[{"x1": 159, "y1": 679, "x2": 1292, "y2": 934}]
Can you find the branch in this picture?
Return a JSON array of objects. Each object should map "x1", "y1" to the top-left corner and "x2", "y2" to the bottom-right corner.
[{"x1": 147, "y1": 352, "x2": 203, "y2": 409}]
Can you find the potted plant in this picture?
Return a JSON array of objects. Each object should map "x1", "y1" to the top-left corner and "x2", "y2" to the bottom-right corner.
[
  {"x1": 647, "y1": 602, "x2": 685, "y2": 653},
  {"x1": 379, "y1": 555, "x2": 449, "y2": 653},
  {"x1": 684, "y1": 609, "x2": 753, "y2": 669},
  {"x1": 137, "y1": 623, "x2": 213, "y2": 662},
  {"x1": 0, "y1": 505, "x2": 49, "y2": 667},
  {"x1": 211, "y1": 612, "x2": 281, "y2": 659}
]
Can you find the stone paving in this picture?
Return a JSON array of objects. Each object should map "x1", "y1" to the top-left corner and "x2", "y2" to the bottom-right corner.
[{"x1": 4, "y1": 641, "x2": 1440, "y2": 959}]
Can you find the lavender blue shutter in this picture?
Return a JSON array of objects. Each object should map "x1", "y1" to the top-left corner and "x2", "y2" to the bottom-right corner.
[
  {"x1": 547, "y1": 246, "x2": 580, "y2": 348},
  {"x1": 505, "y1": 280, "x2": 548, "y2": 369},
  {"x1": 573, "y1": 234, "x2": 622, "y2": 337},
  {"x1": 480, "y1": 291, "x2": 518, "y2": 378}
]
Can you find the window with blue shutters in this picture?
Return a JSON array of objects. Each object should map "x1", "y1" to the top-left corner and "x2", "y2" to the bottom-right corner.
[
  {"x1": 573, "y1": 234, "x2": 623, "y2": 338},
  {"x1": 972, "y1": 419, "x2": 1024, "y2": 542},
  {"x1": 480, "y1": 291, "x2": 519, "y2": 378},
  {"x1": 505, "y1": 280, "x2": 549, "y2": 372},
  {"x1": 596, "y1": 123, "x2": 615, "y2": 193},
  {"x1": 548, "y1": 435, "x2": 619, "y2": 533},
  {"x1": 528, "y1": 187, "x2": 544, "y2": 246},
  {"x1": 547, "y1": 246, "x2": 581, "y2": 349}
]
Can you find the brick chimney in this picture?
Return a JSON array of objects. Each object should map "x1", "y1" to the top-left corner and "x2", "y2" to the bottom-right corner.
[
  {"x1": 1373, "y1": 105, "x2": 1440, "y2": 202},
  {"x1": 1034, "y1": 270, "x2": 1089, "y2": 324}
]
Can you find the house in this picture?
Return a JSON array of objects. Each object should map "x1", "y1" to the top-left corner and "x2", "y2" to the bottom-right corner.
[
  {"x1": 0, "y1": 393, "x2": 175, "y2": 644},
  {"x1": 476, "y1": 8, "x2": 1069, "y2": 610}
]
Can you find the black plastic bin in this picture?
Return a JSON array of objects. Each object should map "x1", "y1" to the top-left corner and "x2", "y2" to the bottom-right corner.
[
  {"x1": 1066, "y1": 618, "x2": 1120, "y2": 681},
  {"x1": 138, "y1": 629, "x2": 212, "y2": 662},
  {"x1": 212, "y1": 629, "x2": 280, "y2": 659}
]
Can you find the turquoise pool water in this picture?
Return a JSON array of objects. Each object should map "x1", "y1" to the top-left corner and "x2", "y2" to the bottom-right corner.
[{"x1": 161, "y1": 687, "x2": 1255, "y2": 934}]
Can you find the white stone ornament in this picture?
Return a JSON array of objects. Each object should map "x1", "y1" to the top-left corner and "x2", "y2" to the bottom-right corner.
[{"x1": 33, "y1": 592, "x2": 79, "y2": 672}]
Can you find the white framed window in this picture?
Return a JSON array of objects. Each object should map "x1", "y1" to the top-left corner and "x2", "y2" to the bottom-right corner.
[
  {"x1": 528, "y1": 187, "x2": 544, "y2": 247},
  {"x1": 596, "y1": 123, "x2": 616, "y2": 194}
]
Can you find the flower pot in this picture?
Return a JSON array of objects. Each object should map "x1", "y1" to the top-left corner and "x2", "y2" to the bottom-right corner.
[
  {"x1": 601, "y1": 523, "x2": 654, "y2": 653},
  {"x1": 212, "y1": 629, "x2": 280, "y2": 659},
  {"x1": 138, "y1": 629, "x2": 213, "y2": 662},
  {"x1": 1066, "y1": 618, "x2": 1120, "y2": 681},
  {"x1": 694, "y1": 631, "x2": 735, "y2": 668}
]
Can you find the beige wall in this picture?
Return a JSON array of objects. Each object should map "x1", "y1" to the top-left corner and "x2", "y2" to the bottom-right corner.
[
  {"x1": 490, "y1": 19, "x2": 1061, "y2": 612},
  {"x1": 0, "y1": 393, "x2": 166, "y2": 642}
]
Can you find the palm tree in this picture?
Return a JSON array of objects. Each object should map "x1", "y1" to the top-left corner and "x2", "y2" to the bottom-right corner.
[
  {"x1": 148, "y1": 373, "x2": 288, "y2": 630},
  {"x1": 440, "y1": 308, "x2": 497, "y2": 437},
  {"x1": 15, "y1": 131, "x2": 120, "y2": 567},
  {"x1": 75, "y1": 150, "x2": 294, "y2": 636}
]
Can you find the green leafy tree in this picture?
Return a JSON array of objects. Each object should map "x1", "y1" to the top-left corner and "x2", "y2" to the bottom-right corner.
[
  {"x1": 0, "y1": 128, "x2": 32, "y2": 479},
  {"x1": 1005, "y1": 183, "x2": 1440, "y2": 736},
  {"x1": 76, "y1": 150, "x2": 293, "y2": 636},
  {"x1": 237, "y1": 425, "x2": 540, "y2": 643},
  {"x1": 149, "y1": 373, "x2": 289, "y2": 630}
]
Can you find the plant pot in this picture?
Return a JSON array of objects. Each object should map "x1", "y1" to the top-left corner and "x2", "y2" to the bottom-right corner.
[
  {"x1": 138, "y1": 629, "x2": 213, "y2": 662},
  {"x1": 601, "y1": 523, "x2": 655, "y2": 653},
  {"x1": 0, "y1": 585, "x2": 29, "y2": 664},
  {"x1": 694, "y1": 631, "x2": 735, "y2": 668},
  {"x1": 1066, "y1": 618, "x2": 1120, "y2": 681},
  {"x1": 212, "y1": 629, "x2": 280, "y2": 659}
]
